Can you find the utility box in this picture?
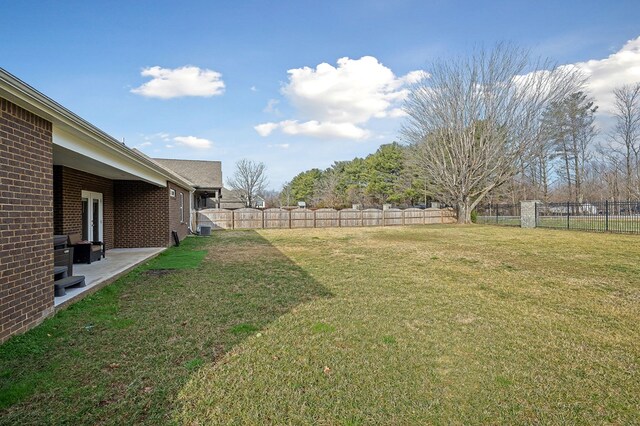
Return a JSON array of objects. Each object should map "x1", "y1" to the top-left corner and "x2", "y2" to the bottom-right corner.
[{"x1": 200, "y1": 226, "x2": 212, "y2": 236}]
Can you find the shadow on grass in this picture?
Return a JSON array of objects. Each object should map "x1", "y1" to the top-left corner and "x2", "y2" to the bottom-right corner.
[{"x1": 0, "y1": 231, "x2": 331, "y2": 425}]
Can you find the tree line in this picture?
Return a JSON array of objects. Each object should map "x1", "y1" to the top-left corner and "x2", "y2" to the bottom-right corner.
[
  {"x1": 280, "y1": 143, "x2": 430, "y2": 209},
  {"x1": 236, "y1": 44, "x2": 639, "y2": 223},
  {"x1": 494, "y1": 84, "x2": 640, "y2": 205},
  {"x1": 280, "y1": 45, "x2": 639, "y2": 223}
]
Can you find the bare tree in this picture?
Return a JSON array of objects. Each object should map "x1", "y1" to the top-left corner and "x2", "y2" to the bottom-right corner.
[
  {"x1": 261, "y1": 189, "x2": 281, "y2": 208},
  {"x1": 541, "y1": 92, "x2": 597, "y2": 204},
  {"x1": 541, "y1": 103, "x2": 574, "y2": 198},
  {"x1": 532, "y1": 131, "x2": 555, "y2": 202},
  {"x1": 313, "y1": 169, "x2": 343, "y2": 208},
  {"x1": 610, "y1": 83, "x2": 640, "y2": 200},
  {"x1": 402, "y1": 43, "x2": 583, "y2": 223},
  {"x1": 227, "y1": 159, "x2": 268, "y2": 208},
  {"x1": 279, "y1": 181, "x2": 293, "y2": 207}
]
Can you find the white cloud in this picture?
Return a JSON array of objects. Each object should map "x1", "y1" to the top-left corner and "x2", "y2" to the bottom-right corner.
[
  {"x1": 258, "y1": 120, "x2": 370, "y2": 140},
  {"x1": 131, "y1": 66, "x2": 225, "y2": 99},
  {"x1": 575, "y1": 37, "x2": 640, "y2": 113},
  {"x1": 255, "y1": 56, "x2": 426, "y2": 140},
  {"x1": 255, "y1": 122, "x2": 280, "y2": 137},
  {"x1": 281, "y1": 120, "x2": 370, "y2": 139},
  {"x1": 134, "y1": 132, "x2": 173, "y2": 149},
  {"x1": 173, "y1": 136, "x2": 212, "y2": 149},
  {"x1": 263, "y1": 98, "x2": 280, "y2": 114},
  {"x1": 141, "y1": 132, "x2": 171, "y2": 142},
  {"x1": 402, "y1": 70, "x2": 430, "y2": 84},
  {"x1": 388, "y1": 108, "x2": 408, "y2": 118},
  {"x1": 250, "y1": 86, "x2": 258, "y2": 92}
]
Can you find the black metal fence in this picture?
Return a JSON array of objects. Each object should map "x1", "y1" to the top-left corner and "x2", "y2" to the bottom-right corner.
[
  {"x1": 475, "y1": 203, "x2": 521, "y2": 226},
  {"x1": 536, "y1": 201, "x2": 640, "y2": 234}
]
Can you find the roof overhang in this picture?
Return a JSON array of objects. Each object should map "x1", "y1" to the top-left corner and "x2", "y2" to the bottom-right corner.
[{"x1": 0, "y1": 68, "x2": 194, "y2": 190}]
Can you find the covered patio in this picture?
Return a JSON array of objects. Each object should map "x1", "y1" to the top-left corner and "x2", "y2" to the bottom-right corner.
[
  {"x1": 54, "y1": 247, "x2": 165, "y2": 309},
  {"x1": 0, "y1": 67, "x2": 194, "y2": 342}
]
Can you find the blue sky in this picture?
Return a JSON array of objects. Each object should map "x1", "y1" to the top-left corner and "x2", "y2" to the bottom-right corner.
[{"x1": 2, "y1": 1, "x2": 640, "y2": 189}]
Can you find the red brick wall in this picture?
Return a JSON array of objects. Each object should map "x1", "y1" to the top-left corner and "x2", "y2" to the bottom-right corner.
[
  {"x1": 168, "y1": 182, "x2": 190, "y2": 241},
  {"x1": 0, "y1": 97, "x2": 54, "y2": 343},
  {"x1": 113, "y1": 180, "x2": 170, "y2": 247},
  {"x1": 113, "y1": 181, "x2": 191, "y2": 247},
  {"x1": 53, "y1": 166, "x2": 114, "y2": 250}
]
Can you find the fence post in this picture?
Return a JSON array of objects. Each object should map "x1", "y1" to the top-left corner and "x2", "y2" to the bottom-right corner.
[
  {"x1": 313, "y1": 210, "x2": 316, "y2": 228},
  {"x1": 262, "y1": 209, "x2": 266, "y2": 229},
  {"x1": 382, "y1": 208, "x2": 386, "y2": 226},
  {"x1": 232, "y1": 209, "x2": 235, "y2": 230},
  {"x1": 361, "y1": 209, "x2": 364, "y2": 227},
  {"x1": 402, "y1": 209, "x2": 405, "y2": 226},
  {"x1": 605, "y1": 200, "x2": 609, "y2": 232},
  {"x1": 567, "y1": 201, "x2": 570, "y2": 229},
  {"x1": 496, "y1": 204, "x2": 499, "y2": 224},
  {"x1": 520, "y1": 201, "x2": 539, "y2": 228},
  {"x1": 423, "y1": 209, "x2": 426, "y2": 225}
]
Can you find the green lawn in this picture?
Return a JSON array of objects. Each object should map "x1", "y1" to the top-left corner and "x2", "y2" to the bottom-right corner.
[{"x1": 1, "y1": 226, "x2": 639, "y2": 424}]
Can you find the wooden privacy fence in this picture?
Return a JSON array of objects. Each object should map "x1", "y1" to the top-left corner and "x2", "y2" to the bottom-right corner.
[{"x1": 195, "y1": 207, "x2": 456, "y2": 230}]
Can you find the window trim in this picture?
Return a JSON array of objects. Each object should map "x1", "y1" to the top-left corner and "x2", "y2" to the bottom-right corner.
[{"x1": 179, "y1": 192, "x2": 184, "y2": 223}]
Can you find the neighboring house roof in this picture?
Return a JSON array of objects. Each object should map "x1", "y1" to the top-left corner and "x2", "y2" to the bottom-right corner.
[
  {"x1": 220, "y1": 187, "x2": 246, "y2": 209},
  {"x1": 152, "y1": 159, "x2": 223, "y2": 189},
  {"x1": 134, "y1": 150, "x2": 196, "y2": 188},
  {"x1": 222, "y1": 187, "x2": 242, "y2": 199},
  {"x1": 0, "y1": 68, "x2": 194, "y2": 191}
]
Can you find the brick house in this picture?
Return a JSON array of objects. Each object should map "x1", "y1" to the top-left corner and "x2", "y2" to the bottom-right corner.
[
  {"x1": 151, "y1": 159, "x2": 262, "y2": 222},
  {"x1": 0, "y1": 68, "x2": 195, "y2": 343},
  {"x1": 152, "y1": 158, "x2": 223, "y2": 211}
]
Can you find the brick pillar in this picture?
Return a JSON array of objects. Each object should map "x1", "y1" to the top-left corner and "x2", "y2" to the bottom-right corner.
[
  {"x1": 520, "y1": 200, "x2": 539, "y2": 228},
  {"x1": 0, "y1": 98, "x2": 54, "y2": 343}
]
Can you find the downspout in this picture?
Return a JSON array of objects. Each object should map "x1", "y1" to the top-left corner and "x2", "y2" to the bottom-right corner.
[{"x1": 190, "y1": 189, "x2": 197, "y2": 233}]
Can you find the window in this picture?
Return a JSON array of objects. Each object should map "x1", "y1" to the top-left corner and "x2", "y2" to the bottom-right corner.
[
  {"x1": 170, "y1": 189, "x2": 176, "y2": 198},
  {"x1": 179, "y1": 192, "x2": 184, "y2": 223}
]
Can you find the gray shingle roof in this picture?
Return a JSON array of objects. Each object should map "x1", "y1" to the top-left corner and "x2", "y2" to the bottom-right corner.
[
  {"x1": 220, "y1": 187, "x2": 246, "y2": 209},
  {"x1": 152, "y1": 159, "x2": 222, "y2": 189}
]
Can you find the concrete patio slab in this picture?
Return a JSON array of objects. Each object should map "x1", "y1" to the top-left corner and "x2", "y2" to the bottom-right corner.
[{"x1": 54, "y1": 247, "x2": 165, "y2": 309}]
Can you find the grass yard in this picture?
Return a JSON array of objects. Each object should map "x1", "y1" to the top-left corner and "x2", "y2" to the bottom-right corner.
[{"x1": 1, "y1": 226, "x2": 639, "y2": 424}]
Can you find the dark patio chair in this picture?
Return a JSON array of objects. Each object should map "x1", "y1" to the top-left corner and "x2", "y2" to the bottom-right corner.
[{"x1": 68, "y1": 233, "x2": 104, "y2": 264}]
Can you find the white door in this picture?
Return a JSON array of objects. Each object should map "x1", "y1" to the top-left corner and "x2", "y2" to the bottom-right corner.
[{"x1": 81, "y1": 191, "x2": 103, "y2": 242}]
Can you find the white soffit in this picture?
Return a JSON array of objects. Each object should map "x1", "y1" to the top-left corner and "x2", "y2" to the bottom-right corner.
[{"x1": 53, "y1": 126, "x2": 167, "y2": 186}]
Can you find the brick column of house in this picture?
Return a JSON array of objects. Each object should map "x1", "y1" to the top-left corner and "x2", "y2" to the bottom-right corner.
[{"x1": 0, "y1": 98, "x2": 54, "y2": 343}]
